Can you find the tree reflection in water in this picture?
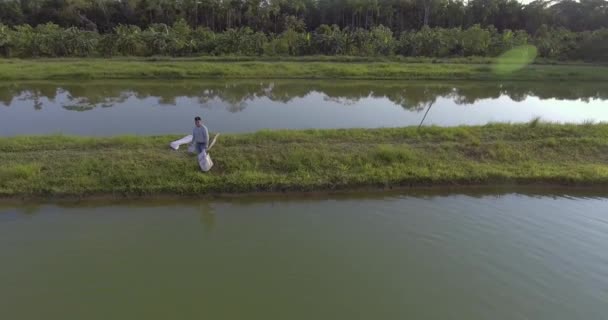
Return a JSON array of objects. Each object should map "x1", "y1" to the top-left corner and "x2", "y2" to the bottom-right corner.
[{"x1": 0, "y1": 80, "x2": 606, "y2": 112}]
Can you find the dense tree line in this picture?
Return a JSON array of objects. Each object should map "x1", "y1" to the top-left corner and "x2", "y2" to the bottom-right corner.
[
  {"x1": 0, "y1": 0, "x2": 607, "y2": 34},
  {"x1": 0, "y1": 21, "x2": 607, "y2": 60}
]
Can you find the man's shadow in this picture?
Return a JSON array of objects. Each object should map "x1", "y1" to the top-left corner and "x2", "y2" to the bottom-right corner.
[{"x1": 198, "y1": 202, "x2": 216, "y2": 235}]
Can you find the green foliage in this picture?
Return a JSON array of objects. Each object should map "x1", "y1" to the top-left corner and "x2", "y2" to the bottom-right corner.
[
  {"x1": 0, "y1": 22, "x2": 605, "y2": 61},
  {"x1": 534, "y1": 25, "x2": 578, "y2": 60},
  {"x1": 398, "y1": 27, "x2": 455, "y2": 57},
  {"x1": 369, "y1": 26, "x2": 395, "y2": 56},
  {"x1": 142, "y1": 24, "x2": 172, "y2": 56},
  {"x1": 0, "y1": 24, "x2": 13, "y2": 57},
  {"x1": 0, "y1": 23, "x2": 97, "y2": 57},
  {"x1": 313, "y1": 24, "x2": 349, "y2": 55},
  {"x1": 12, "y1": 25, "x2": 39, "y2": 57},
  {"x1": 397, "y1": 25, "x2": 514, "y2": 58},
  {"x1": 264, "y1": 29, "x2": 311, "y2": 56},
  {"x1": 192, "y1": 27, "x2": 217, "y2": 54},
  {"x1": 36, "y1": 23, "x2": 67, "y2": 56},
  {"x1": 489, "y1": 28, "x2": 529, "y2": 56},
  {"x1": 114, "y1": 24, "x2": 145, "y2": 56},
  {"x1": 97, "y1": 33, "x2": 117, "y2": 57},
  {"x1": 461, "y1": 25, "x2": 491, "y2": 56},
  {"x1": 571, "y1": 29, "x2": 608, "y2": 62},
  {"x1": 263, "y1": 37, "x2": 289, "y2": 56},
  {"x1": 62, "y1": 27, "x2": 99, "y2": 57},
  {"x1": 213, "y1": 28, "x2": 267, "y2": 56},
  {"x1": 1, "y1": 0, "x2": 607, "y2": 37},
  {"x1": 170, "y1": 19, "x2": 195, "y2": 56},
  {"x1": 140, "y1": 20, "x2": 196, "y2": 56}
]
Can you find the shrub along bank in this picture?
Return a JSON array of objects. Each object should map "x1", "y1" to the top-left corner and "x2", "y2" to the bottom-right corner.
[{"x1": 0, "y1": 22, "x2": 607, "y2": 62}]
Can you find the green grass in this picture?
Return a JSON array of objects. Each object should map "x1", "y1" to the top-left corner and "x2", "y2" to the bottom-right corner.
[
  {"x1": 7, "y1": 55, "x2": 600, "y2": 64},
  {"x1": 0, "y1": 58, "x2": 607, "y2": 81},
  {"x1": 2, "y1": 123, "x2": 608, "y2": 199}
]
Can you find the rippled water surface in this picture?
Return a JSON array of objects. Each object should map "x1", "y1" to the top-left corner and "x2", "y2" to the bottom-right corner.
[{"x1": 1, "y1": 193, "x2": 607, "y2": 319}]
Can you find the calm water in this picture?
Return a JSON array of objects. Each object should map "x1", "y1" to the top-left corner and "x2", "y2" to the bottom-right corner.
[
  {"x1": 1, "y1": 80, "x2": 608, "y2": 136},
  {"x1": 1, "y1": 193, "x2": 607, "y2": 319}
]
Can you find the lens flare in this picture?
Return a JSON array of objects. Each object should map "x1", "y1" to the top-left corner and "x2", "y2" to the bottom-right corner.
[{"x1": 493, "y1": 45, "x2": 538, "y2": 75}]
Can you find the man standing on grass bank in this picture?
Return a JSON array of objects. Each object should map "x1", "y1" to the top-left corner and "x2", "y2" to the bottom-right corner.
[{"x1": 192, "y1": 116, "x2": 209, "y2": 155}]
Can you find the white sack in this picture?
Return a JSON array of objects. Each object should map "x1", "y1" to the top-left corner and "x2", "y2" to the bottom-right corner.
[
  {"x1": 198, "y1": 134, "x2": 220, "y2": 172},
  {"x1": 169, "y1": 135, "x2": 193, "y2": 151},
  {"x1": 198, "y1": 150, "x2": 214, "y2": 172}
]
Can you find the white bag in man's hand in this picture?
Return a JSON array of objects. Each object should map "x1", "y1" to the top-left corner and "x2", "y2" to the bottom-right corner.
[
  {"x1": 198, "y1": 133, "x2": 220, "y2": 172},
  {"x1": 198, "y1": 150, "x2": 214, "y2": 172}
]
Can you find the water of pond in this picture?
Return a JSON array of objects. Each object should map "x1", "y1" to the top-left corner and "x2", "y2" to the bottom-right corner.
[
  {"x1": 1, "y1": 193, "x2": 607, "y2": 320},
  {"x1": 1, "y1": 80, "x2": 607, "y2": 136}
]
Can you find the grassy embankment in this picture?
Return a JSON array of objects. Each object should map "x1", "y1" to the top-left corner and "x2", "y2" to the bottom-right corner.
[
  {"x1": 2, "y1": 123, "x2": 608, "y2": 199},
  {"x1": 1, "y1": 58, "x2": 608, "y2": 81}
]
